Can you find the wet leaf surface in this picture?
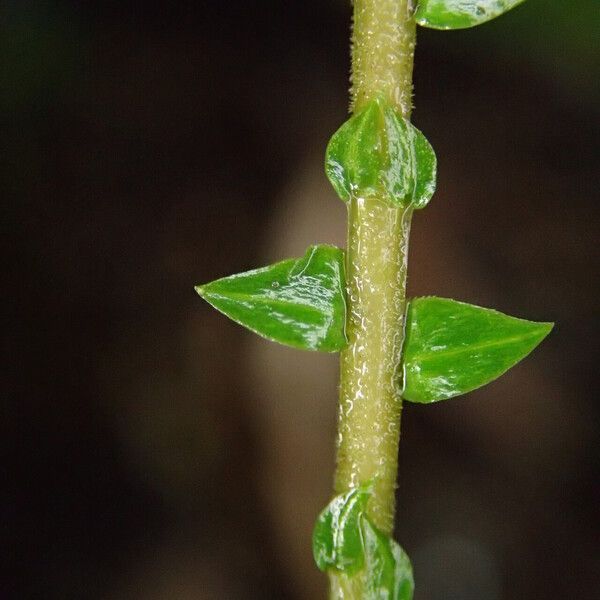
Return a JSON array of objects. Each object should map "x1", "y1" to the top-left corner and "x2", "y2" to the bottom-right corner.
[
  {"x1": 403, "y1": 296, "x2": 553, "y2": 403},
  {"x1": 313, "y1": 485, "x2": 414, "y2": 599},
  {"x1": 326, "y1": 98, "x2": 436, "y2": 209},
  {"x1": 415, "y1": 0, "x2": 527, "y2": 30},
  {"x1": 196, "y1": 245, "x2": 347, "y2": 352}
]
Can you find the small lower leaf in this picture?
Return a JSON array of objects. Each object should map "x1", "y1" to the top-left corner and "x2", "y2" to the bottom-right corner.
[
  {"x1": 312, "y1": 485, "x2": 371, "y2": 574},
  {"x1": 415, "y1": 0, "x2": 527, "y2": 30},
  {"x1": 313, "y1": 487, "x2": 414, "y2": 598},
  {"x1": 196, "y1": 245, "x2": 347, "y2": 352},
  {"x1": 402, "y1": 296, "x2": 553, "y2": 403},
  {"x1": 362, "y1": 517, "x2": 414, "y2": 600}
]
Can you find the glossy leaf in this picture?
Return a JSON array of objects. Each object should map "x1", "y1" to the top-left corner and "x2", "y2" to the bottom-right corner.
[
  {"x1": 415, "y1": 0, "x2": 527, "y2": 30},
  {"x1": 196, "y1": 245, "x2": 347, "y2": 352},
  {"x1": 313, "y1": 485, "x2": 414, "y2": 598},
  {"x1": 362, "y1": 518, "x2": 414, "y2": 600},
  {"x1": 326, "y1": 98, "x2": 437, "y2": 209},
  {"x1": 313, "y1": 486, "x2": 371, "y2": 574},
  {"x1": 403, "y1": 297, "x2": 553, "y2": 403}
]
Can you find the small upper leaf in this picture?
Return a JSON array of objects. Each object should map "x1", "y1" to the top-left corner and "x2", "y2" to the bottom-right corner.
[
  {"x1": 312, "y1": 485, "x2": 371, "y2": 575},
  {"x1": 326, "y1": 98, "x2": 437, "y2": 209},
  {"x1": 402, "y1": 297, "x2": 553, "y2": 403},
  {"x1": 326, "y1": 100, "x2": 382, "y2": 202},
  {"x1": 415, "y1": 0, "x2": 527, "y2": 30},
  {"x1": 196, "y1": 245, "x2": 347, "y2": 352}
]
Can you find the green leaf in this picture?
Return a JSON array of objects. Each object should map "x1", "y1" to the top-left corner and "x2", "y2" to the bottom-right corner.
[
  {"x1": 312, "y1": 485, "x2": 372, "y2": 575},
  {"x1": 313, "y1": 487, "x2": 414, "y2": 599},
  {"x1": 326, "y1": 98, "x2": 437, "y2": 209},
  {"x1": 362, "y1": 518, "x2": 414, "y2": 600},
  {"x1": 326, "y1": 100, "x2": 382, "y2": 202},
  {"x1": 415, "y1": 0, "x2": 527, "y2": 30},
  {"x1": 402, "y1": 297, "x2": 553, "y2": 403},
  {"x1": 196, "y1": 245, "x2": 347, "y2": 352}
]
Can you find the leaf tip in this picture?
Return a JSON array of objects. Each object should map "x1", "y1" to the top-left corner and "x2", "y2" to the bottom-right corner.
[
  {"x1": 535, "y1": 320, "x2": 554, "y2": 341},
  {"x1": 403, "y1": 298, "x2": 555, "y2": 404}
]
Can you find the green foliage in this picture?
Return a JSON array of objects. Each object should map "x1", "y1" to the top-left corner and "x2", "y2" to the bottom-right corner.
[
  {"x1": 313, "y1": 486, "x2": 371, "y2": 574},
  {"x1": 325, "y1": 98, "x2": 436, "y2": 209},
  {"x1": 415, "y1": 0, "x2": 527, "y2": 30},
  {"x1": 313, "y1": 485, "x2": 414, "y2": 599},
  {"x1": 195, "y1": 245, "x2": 346, "y2": 352},
  {"x1": 361, "y1": 519, "x2": 413, "y2": 600},
  {"x1": 198, "y1": 261, "x2": 553, "y2": 403},
  {"x1": 199, "y1": 3, "x2": 554, "y2": 594},
  {"x1": 402, "y1": 297, "x2": 553, "y2": 403}
]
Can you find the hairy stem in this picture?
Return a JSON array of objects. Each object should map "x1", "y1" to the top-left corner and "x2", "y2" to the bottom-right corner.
[
  {"x1": 335, "y1": 198, "x2": 412, "y2": 532},
  {"x1": 331, "y1": 1, "x2": 416, "y2": 595},
  {"x1": 350, "y1": 0, "x2": 416, "y2": 117}
]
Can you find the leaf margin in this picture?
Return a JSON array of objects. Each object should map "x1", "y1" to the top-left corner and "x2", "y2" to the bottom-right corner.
[
  {"x1": 402, "y1": 295, "x2": 553, "y2": 403},
  {"x1": 195, "y1": 244, "x2": 347, "y2": 353},
  {"x1": 415, "y1": 0, "x2": 528, "y2": 31}
]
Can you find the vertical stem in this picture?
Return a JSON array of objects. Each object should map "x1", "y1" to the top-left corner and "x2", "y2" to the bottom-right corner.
[
  {"x1": 351, "y1": 0, "x2": 416, "y2": 118},
  {"x1": 331, "y1": 2, "x2": 416, "y2": 595},
  {"x1": 335, "y1": 198, "x2": 412, "y2": 534}
]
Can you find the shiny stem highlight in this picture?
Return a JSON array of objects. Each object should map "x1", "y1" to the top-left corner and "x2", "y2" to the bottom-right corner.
[{"x1": 332, "y1": 2, "x2": 416, "y2": 594}]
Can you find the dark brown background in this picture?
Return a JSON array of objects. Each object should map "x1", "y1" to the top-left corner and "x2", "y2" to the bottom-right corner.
[{"x1": 4, "y1": 1, "x2": 599, "y2": 598}]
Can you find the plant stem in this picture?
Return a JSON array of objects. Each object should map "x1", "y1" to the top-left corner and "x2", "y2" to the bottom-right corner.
[
  {"x1": 335, "y1": 198, "x2": 412, "y2": 532},
  {"x1": 350, "y1": 0, "x2": 416, "y2": 117},
  {"x1": 331, "y1": 1, "x2": 416, "y2": 594}
]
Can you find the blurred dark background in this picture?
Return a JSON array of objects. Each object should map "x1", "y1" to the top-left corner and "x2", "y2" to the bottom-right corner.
[{"x1": 3, "y1": 1, "x2": 599, "y2": 598}]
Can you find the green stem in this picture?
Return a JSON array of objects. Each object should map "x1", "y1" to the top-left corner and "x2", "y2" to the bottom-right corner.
[
  {"x1": 335, "y1": 198, "x2": 412, "y2": 532},
  {"x1": 351, "y1": 0, "x2": 416, "y2": 117},
  {"x1": 331, "y1": 0, "x2": 416, "y2": 596}
]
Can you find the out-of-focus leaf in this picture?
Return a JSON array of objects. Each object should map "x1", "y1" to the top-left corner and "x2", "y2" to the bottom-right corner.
[
  {"x1": 313, "y1": 484, "x2": 414, "y2": 599},
  {"x1": 402, "y1": 296, "x2": 553, "y2": 403},
  {"x1": 313, "y1": 485, "x2": 371, "y2": 574},
  {"x1": 326, "y1": 98, "x2": 437, "y2": 209},
  {"x1": 362, "y1": 518, "x2": 414, "y2": 600},
  {"x1": 196, "y1": 245, "x2": 347, "y2": 352},
  {"x1": 415, "y1": 0, "x2": 527, "y2": 30}
]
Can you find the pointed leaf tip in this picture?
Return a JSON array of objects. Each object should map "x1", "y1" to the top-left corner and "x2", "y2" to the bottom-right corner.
[
  {"x1": 402, "y1": 296, "x2": 553, "y2": 403},
  {"x1": 196, "y1": 245, "x2": 347, "y2": 352}
]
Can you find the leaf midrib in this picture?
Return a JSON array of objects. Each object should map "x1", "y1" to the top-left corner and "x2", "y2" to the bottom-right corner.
[
  {"x1": 202, "y1": 288, "x2": 333, "y2": 317},
  {"x1": 408, "y1": 329, "x2": 547, "y2": 364}
]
